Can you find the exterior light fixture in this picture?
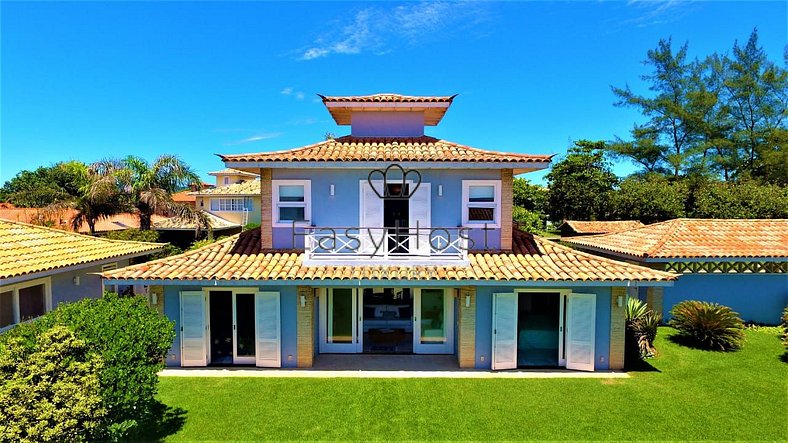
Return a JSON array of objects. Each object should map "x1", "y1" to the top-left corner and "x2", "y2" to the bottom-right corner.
[
  {"x1": 73, "y1": 276, "x2": 80, "y2": 286},
  {"x1": 300, "y1": 295, "x2": 306, "y2": 307},
  {"x1": 465, "y1": 295, "x2": 471, "y2": 307},
  {"x1": 438, "y1": 184, "x2": 443, "y2": 197},
  {"x1": 617, "y1": 295, "x2": 624, "y2": 308},
  {"x1": 329, "y1": 184, "x2": 335, "y2": 196}
]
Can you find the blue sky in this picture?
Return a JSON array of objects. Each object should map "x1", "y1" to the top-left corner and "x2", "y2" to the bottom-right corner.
[{"x1": 2, "y1": 1, "x2": 785, "y2": 185}]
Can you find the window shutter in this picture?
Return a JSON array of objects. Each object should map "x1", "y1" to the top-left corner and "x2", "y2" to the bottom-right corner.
[
  {"x1": 255, "y1": 292, "x2": 281, "y2": 368},
  {"x1": 359, "y1": 181, "x2": 384, "y2": 255},
  {"x1": 492, "y1": 292, "x2": 518, "y2": 370},
  {"x1": 210, "y1": 199, "x2": 220, "y2": 211},
  {"x1": 408, "y1": 183, "x2": 431, "y2": 256},
  {"x1": 566, "y1": 293, "x2": 596, "y2": 371}
]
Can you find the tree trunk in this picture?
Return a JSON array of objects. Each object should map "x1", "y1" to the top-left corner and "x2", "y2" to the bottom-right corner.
[
  {"x1": 88, "y1": 220, "x2": 96, "y2": 236},
  {"x1": 139, "y1": 212, "x2": 152, "y2": 231}
]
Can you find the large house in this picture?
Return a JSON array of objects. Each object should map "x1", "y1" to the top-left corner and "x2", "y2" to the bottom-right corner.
[
  {"x1": 0, "y1": 219, "x2": 164, "y2": 331},
  {"x1": 562, "y1": 219, "x2": 788, "y2": 324},
  {"x1": 103, "y1": 94, "x2": 675, "y2": 371}
]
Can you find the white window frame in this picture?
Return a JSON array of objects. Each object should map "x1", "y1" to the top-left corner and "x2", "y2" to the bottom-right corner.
[
  {"x1": 0, "y1": 277, "x2": 53, "y2": 332},
  {"x1": 461, "y1": 180, "x2": 501, "y2": 228},
  {"x1": 213, "y1": 197, "x2": 246, "y2": 212},
  {"x1": 272, "y1": 179, "x2": 311, "y2": 227}
]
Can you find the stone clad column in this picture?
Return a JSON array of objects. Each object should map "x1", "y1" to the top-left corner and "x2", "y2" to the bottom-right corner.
[
  {"x1": 609, "y1": 287, "x2": 627, "y2": 370},
  {"x1": 500, "y1": 169, "x2": 513, "y2": 250},
  {"x1": 296, "y1": 286, "x2": 314, "y2": 368},
  {"x1": 457, "y1": 287, "x2": 477, "y2": 368},
  {"x1": 260, "y1": 168, "x2": 272, "y2": 249}
]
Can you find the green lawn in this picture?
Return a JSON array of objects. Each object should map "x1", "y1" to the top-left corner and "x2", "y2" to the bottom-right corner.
[{"x1": 150, "y1": 328, "x2": 787, "y2": 441}]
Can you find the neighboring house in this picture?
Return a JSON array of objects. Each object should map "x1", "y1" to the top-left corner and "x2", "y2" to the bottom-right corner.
[
  {"x1": 154, "y1": 210, "x2": 243, "y2": 248},
  {"x1": 560, "y1": 220, "x2": 645, "y2": 237},
  {"x1": 0, "y1": 219, "x2": 164, "y2": 331},
  {"x1": 0, "y1": 208, "x2": 169, "y2": 234},
  {"x1": 192, "y1": 179, "x2": 261, "y2": 227},
  {"x1": 562, "y1": 219, "x2": 788, "y2": 324},
  {"x1": 103, "y1": 93, "x2": 675, "y2": 371},
  {"x1": 172, "y1": 182, "x2": 216, "y2": 208},
  {"x1": 209, "y1": 168, "x2": 259, "y2": 187}
]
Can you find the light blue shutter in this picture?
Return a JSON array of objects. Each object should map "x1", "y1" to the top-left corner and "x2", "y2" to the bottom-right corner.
[
  {"x1": 179, "y1": 291, "x2": 207, "y2": 367},
  {"x1": 492, "y1": 292, "x2": 518, "y2": 370},
  {"x1": 210, "y1": 199, "x2": 220, "y2": 211},
  {"x1": 566, "y1": 293, "x2": 596, "y2": 371},
  {"x1": 255, "y1": 292, "x2": 281, "y2": 367}
]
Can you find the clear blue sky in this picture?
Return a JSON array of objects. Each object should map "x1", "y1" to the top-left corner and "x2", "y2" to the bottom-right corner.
[{"x1": 2, "y1": 1, "x2": 785, "y2": 185}]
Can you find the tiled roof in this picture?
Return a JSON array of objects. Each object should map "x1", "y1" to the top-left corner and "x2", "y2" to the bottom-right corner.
[
  {"x1": 153, "y1": 211, "x2": 240, "y2": 230},
  {"x1": 103, "y1": 227, "x2": 675, "y2": 282},
  {"x1": 319, "y1": 94, "x2": 455, "y2": 103},
  {"x1": 0, "y1": 219, "x2": 164, "y2": 280},
  {"x1": 171, "y1": 190, "x2": 196, "y2": 203},
  {"x1": 562, "y1": 218, "x2": 788, "y2": 259},
  {"x1": 562, "y1": 220, "x2": 645, "y2": 235},
  {"x1": 190, "y1": 179, "x2": 260, "y2": 196},
  {"x1": 81, "y1": 214, "x2": 169, "y2": 233},
  {"x1": 208, "y1": 168, "x2": 259, "y2": 177},
  {"x1": 220, "y1": 136, "x2": 551, "y2": 172}
]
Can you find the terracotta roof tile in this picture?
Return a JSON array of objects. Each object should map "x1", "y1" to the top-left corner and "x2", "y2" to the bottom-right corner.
[
  {"x1": 190, "y1": 179, "x2": 260, "y2": 196},
  {"x1": 319, "y1": 94, "x2": 455, "y2": 103},
  {"x1": 153, "y1": 211, "x2": 240, "y2": 230},
  {"x1": 220, "y1": 136, "x2": 551, "y2": 170},
  {"x1": 103, "y1": 227, "x2": 675, "y2": 282},
  {"x1": 562, "y1": 218, "x2": 788, "y2": 259},
  {"x1": 0, "y1": 219, "x2": 164, "y2": 280},
  {"x1": 0, "y1": 209, "x2": 168, "y2": 233},
  {"x1": 208, "y1": 168, "x2": 259, "y2": 177},
  {"x1": 562, "y1": 220, "x2": 645, "y2": 235}
]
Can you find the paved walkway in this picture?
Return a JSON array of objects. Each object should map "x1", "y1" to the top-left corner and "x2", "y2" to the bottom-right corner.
[{"x1": 159, "y1": 368, "x2": 628, "y2": 378}]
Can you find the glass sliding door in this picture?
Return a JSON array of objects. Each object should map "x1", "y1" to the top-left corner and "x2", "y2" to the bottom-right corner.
[
  {"x1": 319, "y1": 288, "x2": 360, "y2": 353},
  {"x1": 234, "y1": 293, "x2": 256, "y2": 364},
  {"x1": 413, "y1": 288, "x2": 454, "y2": 354}
]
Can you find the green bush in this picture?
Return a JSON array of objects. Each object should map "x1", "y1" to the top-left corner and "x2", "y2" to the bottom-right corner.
[
  {"x1": 1, "y1": 293, "x2": 175, "y2": 439},
  {"x1": 0, "y1": 326, "x2": 106, "y2": 442},
  {"x1": 105, "y1": 228, "x2": 160, "y2": 243},
  {"x1": 669, "y1": 300, "x2": 745, "y2": 351},
  {"x1": 625, "y1": 298, "x2": 661, "y2": 360},
  {"x1": 513, "y1": 207, "x2": 546, "y2": 234},
  {"x1": 609, "y1": 175, "x2": 687, "y2": 223},
  {"x1": 691, "y1": 181, "x2": 788, "y2": 219}
]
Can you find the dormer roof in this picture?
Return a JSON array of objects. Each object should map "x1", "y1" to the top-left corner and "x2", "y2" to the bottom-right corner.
[
  {"x1": 219, "y1": 136, "x2": 552, "y2": 174},
  {"x1": 320, "y1": 93, "x2": 456, "y2": 126}
]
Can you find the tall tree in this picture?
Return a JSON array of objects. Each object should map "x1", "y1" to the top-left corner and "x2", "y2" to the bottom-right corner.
[
  {"x1": 98, "y1": 155, "x2": 207, "y2": 232},
  {"x1": 610, "y1": 39, "x2": 706, "y2": 177},
  {"x1": 0, "y1": 161, "x2": 87, "y2": 207},
  {"x1": 719, "y1": 29, "x2": 788, "y2": 183},
  {"x1": 545, "y1": 140, "x2": 618, "y2": 222}
]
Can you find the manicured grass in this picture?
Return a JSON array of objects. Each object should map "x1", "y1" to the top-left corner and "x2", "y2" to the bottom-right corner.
[{"x1": 152, "y1": 328, "x2": 787, "y2": 441}]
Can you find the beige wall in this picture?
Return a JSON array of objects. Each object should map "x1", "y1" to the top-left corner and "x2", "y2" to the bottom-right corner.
[{"x1": 213, "y1": 173, "x2": 252, "y2": 187}]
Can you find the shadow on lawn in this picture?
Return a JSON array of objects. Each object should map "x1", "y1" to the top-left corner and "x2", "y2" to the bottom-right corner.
[
  {"x1": 624, "y1": 355, "x2": 661, "y2": 372},
  {"x1": 128, "y1": 401, "x2": 187, "y2": 442}
]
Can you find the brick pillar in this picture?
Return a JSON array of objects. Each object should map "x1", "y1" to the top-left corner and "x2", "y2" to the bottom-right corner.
[
  {"x1": 296, "y1": 286, "x2": 314, "y2": 368},
  {"x1": 609, "y1": 287, "x2": 627, "y2": 370},
  {"x1": 646, "y1": 287, "x2": 664, "y2": 318},
  {"x1": 260, "y1": 168, "x2": 272, "y2": 249},
  {"x1": 500, "y1": 169, "x2": 513, "y2": 250},
  {"x1": 457, "y1": 287, "x2": 477, "y2": 368}
]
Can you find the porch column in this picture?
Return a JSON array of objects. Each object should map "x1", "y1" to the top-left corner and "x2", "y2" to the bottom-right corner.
[
  {"x1": 500, "y1": 169, "x2": 513, "y2": 250},
  {"x1": 260, "y1": 168, "x2": 273, "y2": 249},
  {"x1": 609, "y1": 287, "x2": 626, "y2": 370},
  {"x1": 646, "y1": 287, "x2": 664, "y2": 318},
  {"x1": 296, "y1": 286, "x2": 314, "y2": 368},
  {"x1": 457, "y1": 287, "x2": 477, "y2": 369}
]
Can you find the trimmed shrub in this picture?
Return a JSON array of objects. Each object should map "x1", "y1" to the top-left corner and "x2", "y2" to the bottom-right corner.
[
  {"x1": 105, "y1": 228, "x2": 160, "y2": 243},
  {"x1": 669, "y1": 300, "x2": 745, "y2": 351},
  {"x1": 513, "y1": 207, "x2": 547, "y2": 234},
  {"x1": 0, "y1": 326, "x2": 106, "y2": 442},
  {"x1": 625, "y1": 298, "x2": 661, "y2": 360},
  {"x1": 1, "y1": 292, "x2": 175, "y2": 439}
]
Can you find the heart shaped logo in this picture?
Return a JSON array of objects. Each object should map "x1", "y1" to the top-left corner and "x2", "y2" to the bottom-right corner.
[{"x1": 366, "y1": 164, "x2": 422, "y2": 200}]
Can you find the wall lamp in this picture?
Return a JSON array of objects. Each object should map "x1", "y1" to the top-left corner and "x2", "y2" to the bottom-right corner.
[
  {"x1": 617, "y1": 295, "x2": 624, "y2": 308},
  {"x1": 329, "y1": 184, "x2": 335, "y2": 196},
  {"x1": 438, "y1": 185, "x2": 443, "y2": 197}
]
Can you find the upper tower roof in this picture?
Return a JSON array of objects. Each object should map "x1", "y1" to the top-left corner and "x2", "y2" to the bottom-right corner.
[{"x1": 319, "y1": 93, "x2": 456, "y2": 126}]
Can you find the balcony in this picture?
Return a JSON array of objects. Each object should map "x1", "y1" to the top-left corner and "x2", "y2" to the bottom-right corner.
[{"x1": 302, "y1": 226, "x2": 470, "y2": 266}]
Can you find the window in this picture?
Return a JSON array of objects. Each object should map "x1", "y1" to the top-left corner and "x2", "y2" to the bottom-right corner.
[
  {"x1": 212, "y1": 198, "x2": 246, "y2": 212},
  {"x1": 0, "y1": 278, "x2": 51, "y2": 331},
  {"x1": 223, "y1": 177, "x2": 229, "y2": 185},
  {"x1": 272, "y1": 180, "x2": 311, "y2": 227},
  {"x1": 462, "y1": 180, "x2": 501, "y2": 228}
]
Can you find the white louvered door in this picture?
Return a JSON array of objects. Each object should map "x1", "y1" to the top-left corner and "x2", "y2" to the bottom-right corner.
[
  {"x1": 255, "y1": 292, "x2": 281, "y2": 368},
  {"x1": 492, "y1": 292, "x2": 518, "y2": 370},
  {"x1": 180, "y1": 291, "x2": 208, "y2": 367},
  {"x1": 566, "y1": 293, "x2": 596, "y2": 372}
]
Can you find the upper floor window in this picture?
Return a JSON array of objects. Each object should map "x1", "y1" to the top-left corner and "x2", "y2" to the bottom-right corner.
[
  {"x1": 212, "y1": 198, "x2": 246, "y2": 212},
  {"x1": 272, "y1": 180, "x2": 311, "y2": 227},
  {"x1": 223, "y1": 177, "x2": 230, "y2": 185},
  {"x1": 462, "y1": 180, "x2": 501, "y2": 228},
  {"x1": 0, "y1": 277, "x2": 51, "y2": 331}
]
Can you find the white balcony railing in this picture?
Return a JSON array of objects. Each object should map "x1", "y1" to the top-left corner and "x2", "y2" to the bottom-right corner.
[{"x1": 302, "y1": 226, "x2": 470, "y2": 265}]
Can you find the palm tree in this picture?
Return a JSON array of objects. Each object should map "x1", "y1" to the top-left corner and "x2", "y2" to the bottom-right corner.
[
  {"x1": 96, "y1": 155, "x2": 211, "y2": 235},
  {"x1": 42, "y1": 162, "x2": 126, "y2": 235}
]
